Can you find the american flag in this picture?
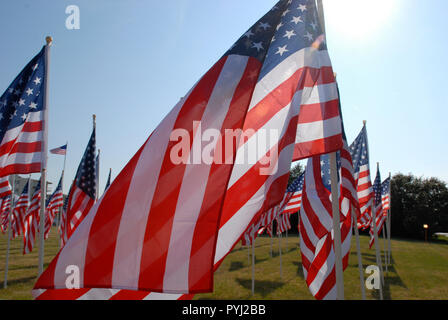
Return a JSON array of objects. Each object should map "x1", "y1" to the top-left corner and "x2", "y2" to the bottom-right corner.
[
  {"x1": 11, "y1": 179, "x2": 29, "y2": 239},
  {"x1": 0, "y1": 176, "x2": 12, "y2": 198},
  {"x1": 0, "y1": 196, "x2": 11, "y2": 233},
  {"x1": 276, "y1": 211, "x2": 292, "y2": 234},
  {"x1": 50, "y1": 144, "x2": 67, "y2": 155},
  {"x1": 298, "y1": 93, "x2": 357, "y2": 300},
  {"x1": 381, "y1": 177, "x2": 390, "y2": 214},
  {"x1": 34, "y1": 0, "x2": 343, "y2": 298},
  {"x1": 45, "y1": 175, "x2": 64, "y2": 240},
  {"x1": 23, "y1": 179, "x2": 41, "y2": 254},
  {"x1": 369, "y1": 166, "x2": 384, "y2": 248},
  {"x1": 0, "y1": 47, "x2": 47, "y2": 177},
  {"x1": 63, "y1": 128, "x2": 96, "y2": 241},
  {"x1": 282, "y1": 172, "x2": 304, "y2": 214},
  {"x1": 349, "y1": 125, "x2": 373, "y2": 230}
]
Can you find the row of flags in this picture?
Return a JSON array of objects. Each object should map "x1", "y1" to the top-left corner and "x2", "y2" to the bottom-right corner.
[{"x1": 0, "y1": 0, "x2": 393, "y2": 300}]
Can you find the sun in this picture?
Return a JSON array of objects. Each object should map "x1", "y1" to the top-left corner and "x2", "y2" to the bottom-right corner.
[{"x1": 323, "y1": 0, "x2": 399, "y2": 39}]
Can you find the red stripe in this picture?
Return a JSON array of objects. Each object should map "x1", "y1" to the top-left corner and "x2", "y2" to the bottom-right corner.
[
  {"x1": 292, "y1": 134, "x2": 343, "y2": 161},
  {"x1": 0, "y1": 162, "x2": 41, "y2": 177},
  {"x1": 22, "y1": 121, "x2": 43, "y2": 132},
  {"x1": 138, "y1": 57, "x2": 227, "y2": 292},
  {"x1": 297, "y1": 100, "x2": 340, "y2": 124}
]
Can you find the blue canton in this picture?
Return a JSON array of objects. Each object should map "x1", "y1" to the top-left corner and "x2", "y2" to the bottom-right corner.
[
  {"x1": 372, "y1": 168, "x2": 382, "y2": 207},
  {"x1": 287, "y1": 172, "x2": 304, "y2": 192},
  {"x1": 74, "y1": 128, "x2": 97, "y2": 199},
  {"x1": 349, "y1": 126, "x2": 369, "y2": 173}
]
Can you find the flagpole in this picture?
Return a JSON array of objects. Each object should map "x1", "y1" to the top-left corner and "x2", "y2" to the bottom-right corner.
[
  {"x1": 330, "y1": 152, "x2": 344, "y2": 300},
  {"x1": 352, "y1": 204, "x2": 366, "y2": 300},
  {"x1": 382, "y1": 226, "x2": 388, "y2": 274},
  {"x1": 3, "y1": 175, "x2": 16, "y2": 288},
  {"x1": 372, "y1": 162, "x2": 384, "y2": 299},
  {"x1": 251, "y1": 234, "x2": 255, "y2": 296},
  {"x1": 37, "y1": 36, "x2": 52, "y2": 276},
  {"x1": 278, "y1": 233, "x2": 282, "y2": 279},
  {"x1": 387, "y1": 173, "x2": 392, "y2": 267},
  {"x1": 57, "y1": 141, "x2": 67, "y2": 233}
]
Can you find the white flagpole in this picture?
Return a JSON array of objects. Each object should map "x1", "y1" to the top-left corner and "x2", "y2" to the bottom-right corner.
[
  {"x1": 317, "y1": 0, "x2": 344, "y2": 300},
  {"x1": 372, "y1": 163, "x2": 384, "y2": 299},
  {"x1": 352, "y1": 204, "x2": 366, "y2": 300},
  {"x1": 278, "y1": 233, "x2": 283, "y2": 278},
  {"x1": 330, "y1": 152, "x2": 344, "y2": 300},
  {"x1": 251, "y1": 234, "x2": 255, "y2": 296},
  {"x1": 382, "y1": 226, "x2": 388, "y2": 274},
  {"x1": 3, "y1": 175, "x2": 16, "y2": 288},
  {"x1": 37, "y1": 36, "x2": 52, "y2": 276}
]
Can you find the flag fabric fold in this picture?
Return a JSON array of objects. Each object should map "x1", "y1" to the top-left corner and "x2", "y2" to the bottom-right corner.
[
  {"x1": 45, "y1": 174, "x2": 64, "y2": 239},
  {"x1": 11, "y1": 179, "x2": 29, "y2": 239},
  {"x1": 23, "y1": 180, "x2": 41, "y2": 254}
]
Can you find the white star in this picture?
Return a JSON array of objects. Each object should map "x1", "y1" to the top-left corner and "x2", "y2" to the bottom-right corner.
[
  {"x1": 310, "y1": 21, "x2": 318, "y2": 30},
  {"x1": 304, "y1": 31, "x2": 314, "y2": 41},
  {"x1": 33, "y1": 77, "x2": 41, "y2": 85},
  {"x1": 32, "y1": 63, "x2": 39, "y2": 71},
  {"x1": 21, "y1": 113, "x2": 27, "y2": 121},
  {"x1": 275, "y1": 45, "x2": 289, "y2": 56},
  {"x1": 298, "y1": 4, "x2": 307, "y2": 12},
  {"x1": 271, "y1": 36, "x2": 276, "y2": 43},
  {"x1": 8, "y1": 88, "x2": 14, "y2": 94},
  {"x1": 282, "y1": 9, "x2": 290, "y2": 17},
  {"x1": 18, "y1": 99, "x2": 25, "y2": 106},
  {"x1": 26, "y1": 88, "x2": 33, "y2": 96},
  {"x1": 276, "y1": 22, "x2": 284, "y2": 31},
  {"x1": 291, "y1": 16, "x2": 303, "y2": 24},
  {"x1": 252, "y1": 42, "x2": 264, "y2": 52},
  {"x1": 259, "y1": 22, "x2": 271, "y2": 30},
  {"x1": 284, "y1": 30, "x2": 296, "y2": 39},
  {"x1": 244, "y1": 30, "x2": 254, "y2": 38},
  {"x1": 29, "y1": 102, "x2": 37, "y2": 109}
]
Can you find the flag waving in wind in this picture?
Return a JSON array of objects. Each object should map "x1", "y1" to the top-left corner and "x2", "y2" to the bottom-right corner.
[
  {"x1": 45, "y1": 174, "x2": 64, "y2": 240},
  {"x1": 61, "y1": 128, "x2": 96, "y2": 242},
  {"x1": 34, "y1": 0, "x2": 343, "y2": 299},
  {"x1": 0, "y1": 47, "x2": 47, "y2": 177},
  {"x1": 0, "y1": 176, "x2": 12, "y2": 199},
  {"x1": 50, "y1": 144, "x2": 67, "y2": 155},
  {"x1": 369, "y1": 165, "x2": 383, "y2": 248},
  {"x1": 23, "y1": 180, "x2": 41, "y2": 255},
  {"x1": 12, "y1": 179, "x2": 30, "y2": 239}
]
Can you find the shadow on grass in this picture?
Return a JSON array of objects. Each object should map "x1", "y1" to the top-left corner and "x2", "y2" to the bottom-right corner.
[
  {"x1": 229, "y1": 261, "x2": 245, "y2": 272},
  {"x1": 0, "y1": 275, "x2": 36, "y2": 288},
  {"x1": 236, "y1": 278, "x2": 285, "y2": 298}
]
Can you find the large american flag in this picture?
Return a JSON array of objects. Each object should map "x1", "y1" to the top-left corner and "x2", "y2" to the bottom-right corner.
[
  {"x1": 0, "y1": 176, "x2": 12, "y2": 198},
  {"x1": 11, "y1": 179, "x2": 29, "y2": 239},
  {"x1": 23, "y1": 180, "x2": 40, "y2": 255},
  {"x1": 34, "y1": 0, "x2": 343, "y2": 299},
  {"x1": 0, "y1": 47, "x2": 46, "y2": 177},
  {"x1": 44, "y1": 175, "x2": 64, "y2": 240},
  {"x1": 349, "y1": 125, "x2": 373, "y2": 230},
  {"x1": 61, "y1": 128, "x2": 96, "y2": 243}
]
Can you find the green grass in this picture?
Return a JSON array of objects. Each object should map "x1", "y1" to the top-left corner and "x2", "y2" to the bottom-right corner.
[{"x1": 1, "y1": 228, "x2": 448, "y2": 300}]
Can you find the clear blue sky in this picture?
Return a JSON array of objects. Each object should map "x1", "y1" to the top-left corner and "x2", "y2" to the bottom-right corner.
[{"x1": 0, "y1": 0, "x2": 447, "y2": 194}]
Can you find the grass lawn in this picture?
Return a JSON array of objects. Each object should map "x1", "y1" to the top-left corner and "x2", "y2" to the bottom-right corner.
[{"x1": 1, "y1": 228, "x2": 447, "y2": 300}]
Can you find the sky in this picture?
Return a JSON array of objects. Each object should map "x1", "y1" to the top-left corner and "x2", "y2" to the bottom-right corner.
[{"x1": 0, "y1": 0, "x2": 447, "y2": 194}]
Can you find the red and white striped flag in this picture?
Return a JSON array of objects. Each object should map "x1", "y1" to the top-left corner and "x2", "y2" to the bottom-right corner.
[
  {"x1": 11, "y1": 180, "x2": 30, "y2": 239},
  {"x1": 369, "y1": 170, "x2": 388, "y2": 248},
  {"x1": 349, "y1": 125, "x2": 373, "y2": 230},
  {"x1": 276, "y1": 212, "x2": 292, "y2": 235},
  {"x1": 298, "y1": 143, "x2": 355, "y2": 300},
  {"x1": 0, "y1": 47, "x2": 47, "y2": 177},
  {"x1": 34, "y1": 0, "x2": 343, "y2": 299},
  {"x1": 23, "y1": 180, "x2": 41, "y2": 255},
  {"x1": 0, "y1": 176, "x2": 12, "y2": 199},
  {"x1": 61, "y1": 128, "x2": 96, "y2": 243},
  {"x1": 0, "y1": 196, "x2": 11, "y2": 233},
  {"x1": 45, "y1": 175, "x2": 63, "y2": 240}
]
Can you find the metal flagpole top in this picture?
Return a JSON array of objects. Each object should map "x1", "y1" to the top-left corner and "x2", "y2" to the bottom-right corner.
[
  {"x1": 92, "y1": 114, "x2": 96, "y2": 128},
  {"x1": 363, "y1": 120, "x2": 367, "y2": 126},
  {"x1": 45, "y1": 36, "x2": 53, "y2": 46}
]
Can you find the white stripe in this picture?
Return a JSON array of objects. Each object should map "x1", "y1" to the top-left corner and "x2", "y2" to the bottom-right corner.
[
  {"x1": 296, "y1": 116, "x2": 341, "y2": 144},
  {"x1": 143, "y1": 292, "x2": 183, "y2": 300},
  {"x1": 78, "y1": 288, "x2": 119, "y2": 300},
  {"x1": 111, "y1": 87, "x2": 191, "y2": 288},
  {"x1": 163, "y1": 55, "x2": 249, "y2": 292},
  {"x1": 0, "y1": 152, "x2": 42, "y2": 168},
  {"x1": 0, "y1": 111, "x2": 43, "y2": 145}
]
